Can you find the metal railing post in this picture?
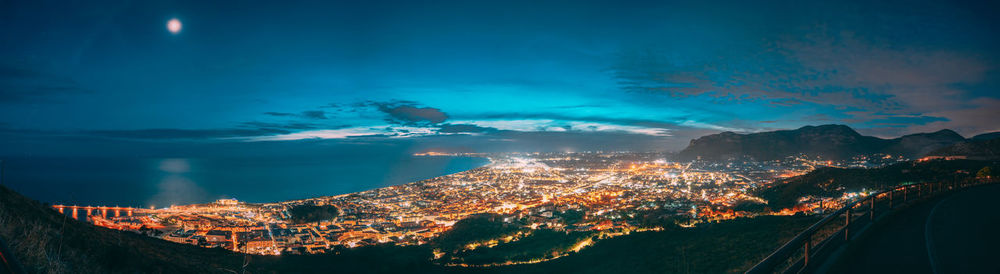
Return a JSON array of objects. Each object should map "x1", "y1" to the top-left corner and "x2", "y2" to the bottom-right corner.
[
  {"x1": 845, "y1": 207, "x2": 851, "y2": 241},
  {"x1": 804, "y1": 236, "x2": 811, "y2": 269},
  {"x1": 869, "y1": 196, "x2": 875, "y2": 221}
]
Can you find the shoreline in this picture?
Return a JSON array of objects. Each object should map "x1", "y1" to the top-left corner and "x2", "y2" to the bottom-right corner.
[
  {"x1": 4, "y1": 155, "x2": 493, "y2": 208},
  {"x1": 277, "y1": 156, "x2": 495, "y2": 205}
]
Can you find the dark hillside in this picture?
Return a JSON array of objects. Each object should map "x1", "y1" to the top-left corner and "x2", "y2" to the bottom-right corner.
[
  {"x1": 758, "y1": 160, "x2": 1000, "y2": 209},
  {"x1": 466, "y1": 216, "x2": 818, "y2": 274},
  {"x1": 0, "y1": 185, "x2": 246, "y2": 273},
  {"x1": 0, "y1": 184, "x2": 439, "y2": 273},
  {"x1": 927, "y1": 138, "x2": 1000, "y2": 160}
]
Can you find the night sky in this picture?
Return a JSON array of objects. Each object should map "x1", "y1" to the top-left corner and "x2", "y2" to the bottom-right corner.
[{"x1": 2, "y1": 0, "x2": 999, "y2": 157}]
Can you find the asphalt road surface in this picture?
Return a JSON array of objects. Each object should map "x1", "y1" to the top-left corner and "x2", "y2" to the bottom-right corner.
[{"x1": 830, "y1": 183, "x2": 1000, "y2": 274}]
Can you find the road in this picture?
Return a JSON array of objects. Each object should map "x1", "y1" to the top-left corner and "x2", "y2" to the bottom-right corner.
[{"x1": 829, "y1": 183, "x2": 1000, "y2": 273}]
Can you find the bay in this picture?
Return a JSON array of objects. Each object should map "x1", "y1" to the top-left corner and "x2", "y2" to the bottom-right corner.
[{"x1": 0, "y1": 156, "x2": 489, "y2": 207}]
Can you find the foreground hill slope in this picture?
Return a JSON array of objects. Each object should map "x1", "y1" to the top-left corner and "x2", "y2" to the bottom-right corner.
[
  {"x1": 0, "y1": 184, "x2": 440, "y2": 273},
  {"x1": 0, "y1": 185, "x2": 248, "y2": 273},
  {"x1": 758, "y1": 159, "x2": 1000, "y2": 209},
  {"x1": 479, "y1": 216, "x2": 816, "y2": 274},
  {"x1": 927, "y1": 138, "x2": 1000, "y2": 160},
  {"x1": 678, "y1": 125, "x2": 966, "y2": 161}
]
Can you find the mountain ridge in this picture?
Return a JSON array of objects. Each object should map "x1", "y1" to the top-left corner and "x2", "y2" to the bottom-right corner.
[{"x1": 678, "y1": 125, "x2": 967, "y2": 161}]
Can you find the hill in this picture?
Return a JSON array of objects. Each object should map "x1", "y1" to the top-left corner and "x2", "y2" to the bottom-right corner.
[
  {"x1": 971, "y1": 132, "x2": 1000, "y2": 140},
  {"x1": 677, "y1": 125, "x2": 966, "y2": 161},
  {"x1": 927, "y1": 138, "x2": 1000, "y2": 160},
  {"x1": 470, "y1": 216, "x2": 818, "y2": 274},
  {"x1": 0, "y1": 183, "x2": 447, "y2": 273},
  {"x1": 758, "y1": 159, "x2": 1000, "y2": 209},
  {"x1": 0, "y1": 185, "x2": 247, "y2": 273},
  {"x1": 287, "y1": 204, "x2": 340, "y2": 224}
]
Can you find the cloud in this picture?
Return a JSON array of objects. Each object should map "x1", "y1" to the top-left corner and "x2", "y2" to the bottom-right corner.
[
  {"x1": 254, "y1": 126, "x2": 438, "y2": 141},
  {"x1": 264, "y1": 110, "x2": 329, "y2": 120},
  {"x1": 0, "y1": 63, "x2": 92, "y2": 103},
  {"x1": 770, "y1": 98, "x2": 802, "y2": 107},
  {"x1": 448, "y1": 119, "x2": 675, "y2": 136},
  {"x1": 474, "y1": 112, "x2": 694, "y2": 130},
  {"x1": 84, "y1": 128, "x2": 290, "y2": 140},
  {"x1": 252, "y1": 100, "x2": 706, "y2": 142},
  {"x1": 253, "y1": 116, "x2": 680, "y2": 142},
  {"x1": 365, "y1": 100, "x2": 449, "y2": 125},
  {"x1": 300, "y1": 110, "x2": 327, "y2": 120},
  {"x1": 437, "y1": 123, "x2": 497, "y2": 133},
  {"x1": 612, "y1": 30, "x2": 996, "y2": 134},
  {"x1": 239, "y1": 121, "x2": 335, "y2": 131},
  {"x1": 615, "y1": 32, "x2": 989, "y2": 110},
  {"x1": 875, "y1": 97, "x2": 1000, "y2": 137},
  {"x1": 263, "y1": 112, "x2": 295, "y2": 117},
  {"x1": 421, "y1": 130, "x2": 696, "y2": 153}
]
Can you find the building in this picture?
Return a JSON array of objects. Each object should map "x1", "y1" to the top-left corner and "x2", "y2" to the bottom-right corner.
[
  {"x1": 204, "y1": 230, "x2": 232, "y2": 243},
  {"x1": 217, "y1": 198, "x2": 239, "y2": 206}
]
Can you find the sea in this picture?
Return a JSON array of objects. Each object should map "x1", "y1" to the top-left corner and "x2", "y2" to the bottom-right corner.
[{"x1": 0, "y1": 156, "x2": 489, "y2": 208}]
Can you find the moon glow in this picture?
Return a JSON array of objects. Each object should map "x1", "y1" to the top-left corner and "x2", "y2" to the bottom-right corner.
[{"x1": 167, "y1": 18, "x2": 182, "y2": 34}]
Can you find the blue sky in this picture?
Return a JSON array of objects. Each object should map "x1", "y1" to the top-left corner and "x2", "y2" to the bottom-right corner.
[{"x1": 1, "y1": 0, "x2": 999, "y2": 156}]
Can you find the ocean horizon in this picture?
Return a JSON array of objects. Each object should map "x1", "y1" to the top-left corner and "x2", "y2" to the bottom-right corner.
[{"x1": 1, "y1": 155, "x2": 490, "y2": 207}]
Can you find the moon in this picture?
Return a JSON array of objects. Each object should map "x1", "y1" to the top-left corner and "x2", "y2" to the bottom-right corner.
[{"x1": 167, "y1": 18, "x2": 182, "y2": 34}]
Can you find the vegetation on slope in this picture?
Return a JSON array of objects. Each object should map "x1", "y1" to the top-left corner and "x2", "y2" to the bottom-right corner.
[
  {"x1": 0, "y1": 185, "x2": 247, "y2": 273},
  {"x1": 928, "y1": 138, "x2": 1000, "y2": 160},
  {"x1": 432, "y1": 214, "x2": 525, "y2": 252},
  {"x1": 759, "y1": 159, "x2": 1000, "y2": 209},
  {"x1": 457, "y1": 215, "x2": 818, "y2": 274},
  {"x1": 446, "y1": 229, "x2": 597, "y2": 265},
  {"x1": 287, "y1": 204, "x2": 340, "y2": 224}
]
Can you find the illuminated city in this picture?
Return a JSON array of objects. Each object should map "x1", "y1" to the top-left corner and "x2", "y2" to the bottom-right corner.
[{"x1": 60, "y1": 152, "x2": 906, "y2": 262}]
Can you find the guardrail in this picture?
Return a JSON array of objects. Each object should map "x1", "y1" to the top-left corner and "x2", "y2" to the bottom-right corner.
[{"x1": 746, "y1": 179, "x2": 995, "y2": 274}]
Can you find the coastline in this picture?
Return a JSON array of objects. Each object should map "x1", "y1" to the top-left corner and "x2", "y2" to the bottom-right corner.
[
  {"x1": 285, "y1": 155, "x2": 495, "y2": 204},
  {"x1": 2, "y1": 155, "x2": 492, "y2": 207}
]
